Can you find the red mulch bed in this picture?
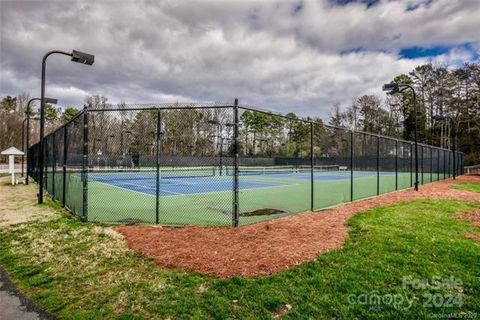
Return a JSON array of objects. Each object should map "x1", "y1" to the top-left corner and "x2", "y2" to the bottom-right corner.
[{"x1": 115, "y1": 176, "x2": 480, "y2": 279}]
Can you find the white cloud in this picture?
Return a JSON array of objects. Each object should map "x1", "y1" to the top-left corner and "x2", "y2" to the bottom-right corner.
[{"x1": 0, "y1": 0, "x2": 479, "y2": 118}]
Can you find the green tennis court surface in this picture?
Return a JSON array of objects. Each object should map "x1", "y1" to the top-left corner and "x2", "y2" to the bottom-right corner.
[
  {"x1": 44, "y1": 166, "x2": 450, "y2": 226},
  {"x1": 83, "y1": 168, "x2": 441, "y2": 226}
]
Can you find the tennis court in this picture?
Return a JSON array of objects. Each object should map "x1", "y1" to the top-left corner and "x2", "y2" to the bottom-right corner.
[
  {"x1": 84, "y1": 165, "x2": 411, "y2": 225},
  {"x1": 31, "y1": 103, "x2": 462, "y2": 227}
]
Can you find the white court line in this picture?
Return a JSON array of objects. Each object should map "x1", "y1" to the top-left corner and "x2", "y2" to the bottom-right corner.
[
  {"x1": 162, "y1": 178, "x2": 196, "y2": 185},
  {"x1": 93, "y1": 181, "x2": 156, "y2": 198},
  {"x1": 163, "y1": 178, "x2": 289, "y2": 187},
  {"x1": 97, "y1": 177, "x2": 285, "y2": 189},
  {"x1": 92, "y1": 179, "x2": 299, "y2": 198},
  {"x1": 111, "y1": 181, "x2": 185, "y2": 195}
]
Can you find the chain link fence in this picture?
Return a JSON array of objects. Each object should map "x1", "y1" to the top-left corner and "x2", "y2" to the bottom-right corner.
[{"x1": 28, "y1": 102, "x2": 464, "y2": 226}]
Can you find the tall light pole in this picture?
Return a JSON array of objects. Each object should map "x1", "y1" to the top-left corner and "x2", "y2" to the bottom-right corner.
[
  {"x1": 24, "y1": 97, "x2": 57, "y2": 184},
  {"x1": 38, "y1": 50, "x2": 94, "y2": 204},
  {"x1": 383, "y1": 82, "x2": 420, "y2": 191},
  {"x1": 21, "y1": 118, "x2": 27, "y2": 177},
  {"x1": 433, "y1": 115, "x2": 456, "y2": 179}
]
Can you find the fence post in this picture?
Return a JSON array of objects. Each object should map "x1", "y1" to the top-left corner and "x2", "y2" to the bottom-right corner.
[
  {"x1": 310, "y1": 122, "x2": 314, "y2": 211},
  {"x1": 461, "y1": 153, "x2": 464, "y2": 175},
  {"x1": 44, "y1": 138, "x2": 48, "y2": 193},
  {"x1": 26, "y1": 147, "x2": 29, "y2": 182},
  {"x1": 62, "y1": 124, "x2": 67, "y2": 207},
  {"x1": 455, "y1": 152, "x2": 458, "y2": 177},
  {"x1": 395, "y1": 139, "x2": 398, "y2": 190},
  {"x1": 443, "y1": 149, "x2": 446, "y2": 179},
  {"x1": 82, "y1": 107, "x2": 89, "y2": 221},
  {"x1": 437, "y1": 149, "x2": 440, "y2": 181},
  {"x1": 350, "y1": 130, "x2": 354, "y2": 202},
  {"x1": 233, "y1": 99, "x2": 240, "y2": 227},
  {"x1": 156, "y1": 109, "x2": 161, "y2": 224},
  {"x1": 420, "y1": 145, "x2": 424, "y2": 185},
  {"x1": 410, "y1": 143, "x2": 413, "y2": 187},
  {"x1": 52, "y1": 131, "x2": 56, "y2": 199},
  {"x1": 446, "y1": 151, "x2": 449, "y2": 178},
  {"x1": 376, "y1": 136, "x2": 380, "y2": 196},
  {"x1": 459, "y1": 153, "x2": 461, "y2": 175},
  {"x1": 430, "y1": 147, "x2": 433, "y2": 183},
  {"x1": 449, "y1": 151, "x2": 452, "y2": 177}
]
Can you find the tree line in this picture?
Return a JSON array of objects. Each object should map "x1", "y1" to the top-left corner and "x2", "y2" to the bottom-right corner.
[
  {"x1": 0, "y1": 93, "x2": 78, "y2": 156},
  {"x1": 329, "y1": 62, "x2": 479, "y2": 165},
  {"x1": 1, "y1": 61, "x2": 479, "y2": 165}
]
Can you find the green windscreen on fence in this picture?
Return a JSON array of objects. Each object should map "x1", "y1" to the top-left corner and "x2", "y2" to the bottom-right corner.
[
  {"x1": 64, "y1": 113, "x2": 84, "y2": 218},
  {"x1": 53, "y1": 127, "x2": 65, "y2": 203},
  {"x1": 378, "y1": 137, "x2": 397, "y2": 194},
  {"x1": 353, "y1": 132, "x2": 378, "y2": 200},
  {"x1": 398, "y1": 141, "x2": 412, "y2": 189},
  {"x1": 313, "y1": 126, "x2": 351, "y2": 209}
]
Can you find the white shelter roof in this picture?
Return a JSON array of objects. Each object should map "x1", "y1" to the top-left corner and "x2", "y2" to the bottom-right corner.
[{"x1": 1, "y1": 147, "x2": 24, "y2": 155}]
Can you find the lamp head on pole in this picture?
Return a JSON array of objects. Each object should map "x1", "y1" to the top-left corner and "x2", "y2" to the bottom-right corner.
[
  {"x1": 71, "y1": 50, "x2": 95, "y2": 65},
  {"x1": 44, "y1": 97, "x2": 58, "y2": 104},
  {"x1": 382, "y1": 83, "x2": 400, "y2": 95}
]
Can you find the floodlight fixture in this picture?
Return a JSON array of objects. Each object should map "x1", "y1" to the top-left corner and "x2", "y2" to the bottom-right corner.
[
  {"x1": 44, "y1": 97, "x2": 58, "y2": 104},
  {"x1": 382, "y1": 83, "x2": 399, "y2": 93},
  {"x1": 71, "y1": 50, "x2": 95, "y2": 65}
]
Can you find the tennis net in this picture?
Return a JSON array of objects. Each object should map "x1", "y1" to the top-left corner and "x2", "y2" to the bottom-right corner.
[
  {"x1": 224, "y1": 165, "x2": 340, "y2": 176},
  {"x1": 89, "y1": 167, "x2": 216, "y2": 182}
]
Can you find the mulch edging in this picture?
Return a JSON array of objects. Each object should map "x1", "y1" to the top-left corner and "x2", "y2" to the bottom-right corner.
[{"x1": 115, "y1": 176, "x2": 480, "y2": 279}]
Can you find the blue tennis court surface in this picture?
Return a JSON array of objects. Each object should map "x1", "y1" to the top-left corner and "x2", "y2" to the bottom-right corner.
[
  {"x1": 89, "y1": 175, "x2": 287, "y2": 196},
  {"x1": 89, "y1": 169, "x2": 395, "y2": 197}
]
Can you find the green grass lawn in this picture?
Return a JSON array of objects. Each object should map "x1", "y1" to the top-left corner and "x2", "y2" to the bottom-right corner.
[
  {"x1": 0, "y1": 199, "x2": 479, "y2": 319},
  {"x1": 452, "y1": 182, "x2": 480, "y2": 193}
]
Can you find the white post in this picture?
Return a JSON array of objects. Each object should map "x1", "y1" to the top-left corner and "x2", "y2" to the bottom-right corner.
[{"x1": 8, "y1": 155, "x2": 15, "y2": 185}]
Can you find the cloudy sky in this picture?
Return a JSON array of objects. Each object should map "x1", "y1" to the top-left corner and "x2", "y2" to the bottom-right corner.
[{"x1": 1, "y1": 0, "x2": 479, "y2": 117}]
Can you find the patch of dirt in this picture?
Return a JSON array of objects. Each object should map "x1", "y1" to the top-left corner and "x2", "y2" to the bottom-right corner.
[
  {"x1": 273, "y1": 304, "x2": 292, "y2": 318},
  {"x1": 0, "y1": 176, "x2": 55, "y2": 227},
  {"x1": 115, "y1": 175, "x2": 480, "y2": 279},
  {"x1": 240, "y1": 208, "x2": 286, "y2": 216},
  {"x1": 463, "y1": 233, "x2": 480, "y2": 242},
  {"x1": 456, "y1": 210, "x2": 480, "y2": 242},
  {"x1": 91, "y1": 226, "x2": 125, "y2": 240},
  {"x1": 456, "y1": 211, "x2": 480, "y2": 228}
]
